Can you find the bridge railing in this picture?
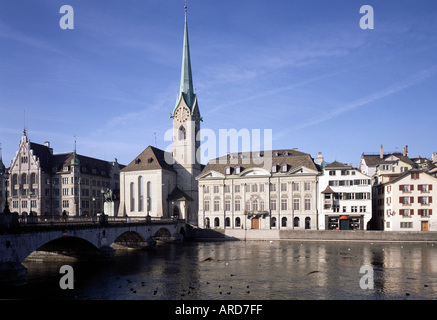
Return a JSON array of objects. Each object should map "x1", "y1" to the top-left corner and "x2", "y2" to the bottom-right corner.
[{"x1": 17, "y1": 215, "x2": 183, "y2": 227}]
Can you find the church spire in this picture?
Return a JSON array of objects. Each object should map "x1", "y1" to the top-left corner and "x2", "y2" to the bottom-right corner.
[{"x1": 177, "y1": 4, "x2": 195, "y2": 112}]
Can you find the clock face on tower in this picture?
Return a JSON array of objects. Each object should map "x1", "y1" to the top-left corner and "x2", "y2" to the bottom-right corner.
[{"x1": 175, "y1": 106, "x2": 190, "y2": 123}]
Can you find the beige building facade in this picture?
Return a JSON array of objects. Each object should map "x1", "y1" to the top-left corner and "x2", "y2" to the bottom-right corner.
[
  {"x1": 7, "y1": 131, "x2": 122, "y2": 218},
  {"x1": 197, "y1": 150, "x2": 321, "y2": 230}
]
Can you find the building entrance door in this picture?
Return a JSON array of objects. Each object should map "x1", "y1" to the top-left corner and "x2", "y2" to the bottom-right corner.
[
  {"x1": 421, "y1": 221, "x2": 429, "y2": 231},
  {"x1": 251, "y1": 218, "x2": 260, "y2": 230}
]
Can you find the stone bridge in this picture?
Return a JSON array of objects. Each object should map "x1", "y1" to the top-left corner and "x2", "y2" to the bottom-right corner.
[{"x1": 0, "y1": 217, "x2": 187, "y2": 283}]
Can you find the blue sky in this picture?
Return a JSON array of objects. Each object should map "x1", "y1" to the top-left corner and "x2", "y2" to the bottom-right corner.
[{"x1": 1, "y1": 0, "x2": 436, "y2": 168}]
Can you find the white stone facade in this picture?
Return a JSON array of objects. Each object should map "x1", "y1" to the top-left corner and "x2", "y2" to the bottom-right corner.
[
  {"x1": 374, "y1": 169, "x2": 437, "y2": 231},
  {"x1": 197, "y1": 150, "x2": 320, "y2": 230},
  {"x1": 318, "y1": 161, "x2": 372, "y2": 230}
]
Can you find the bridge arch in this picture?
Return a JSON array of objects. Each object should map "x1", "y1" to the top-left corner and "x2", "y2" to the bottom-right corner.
[
  {"x1": 34, "y1": 236, "x2": 100, "y2": 260},
  {"x1": 153, "y1": 227, "x2": 172, "y2": 239}
]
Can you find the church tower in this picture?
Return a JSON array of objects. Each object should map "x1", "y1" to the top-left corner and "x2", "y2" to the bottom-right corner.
[{"x1": 171, "y1": 5, "x2": 201, "y2": 223}]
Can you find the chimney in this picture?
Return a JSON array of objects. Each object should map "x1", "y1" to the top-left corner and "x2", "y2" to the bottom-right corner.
[
  {"x1": 316, "y1": 152, "x2": 324, "y2": 166},
  {"x1": 403, "y1": 147, "x2": 406, "y2": 157},
  {"x1": 380, "y1": 145, "x2": 383, "y2": 159},
  {"x1": 45, "y1": 141, "x2": 53, "y2": 155}
]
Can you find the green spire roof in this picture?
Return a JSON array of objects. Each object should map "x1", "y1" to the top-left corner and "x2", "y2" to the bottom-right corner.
[{"x1": 175, "y1": 6, "x2": 196, "y2": 113}]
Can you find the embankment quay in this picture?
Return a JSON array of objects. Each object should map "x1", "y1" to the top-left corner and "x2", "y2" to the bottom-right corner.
[{"x1": 192, "y1": 228, "x2": 437, "y2": 243}]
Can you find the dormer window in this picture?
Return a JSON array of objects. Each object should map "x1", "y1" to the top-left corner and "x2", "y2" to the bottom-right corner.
[
  {"x1": 63, "y1": 166, "x2": 69, "y2": 172},
  {"x1": 235, "y1": 166, "x2": 241, "y2": 174},
  {"x1": 225, "y1": 166, "x2": 231, "y2": 175},
  {"x1": 281, "y1": 163, "x2": 287, "y2": 172},
  {"x1": 271, "y1": 165, "x2": 277, "y2": 173}
]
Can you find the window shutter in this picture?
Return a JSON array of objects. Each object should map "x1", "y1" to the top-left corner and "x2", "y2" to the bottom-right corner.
[
  {"x1": 430, "y1": 209, "x2": 433, "y2": 215},
  {"x1": 410, "y1": 209, "x2": 414, "y2": 216},
  {"x1": 399, "y1": 197, "x2": 402, "y2": 204},
  {"x1": 418, "y1": 209, "x2": 422, "y2": 216},
  {"x1": 399, "y1": 185, "x2": 403, "y2": 191},
  {"x1": 430, "y1": 197, "x2": 433, "y2": 204},
  {"x1": 430, "y1": 184, "x2": 433, "y2": 191},
  {"x1": 410, "y1": 197, "x2": 414, "y2": 204},
  {"x1": 418, "y1": 197, "x2": 422, "y2": 204},
  {"x1": 410, "y1": 185, "x2": 414, "y2": 191}
]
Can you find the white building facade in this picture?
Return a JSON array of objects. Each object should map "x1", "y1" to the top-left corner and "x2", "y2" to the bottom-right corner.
[
  {"x1": 374, "y1": 169, "x2": 437, "y2": 231},
  {"x1": 318, "y1": 161, "x2": 372, "y2": 230},
  {"x1": 197, "y1": 150, "x2": 321, "y2": 230}
]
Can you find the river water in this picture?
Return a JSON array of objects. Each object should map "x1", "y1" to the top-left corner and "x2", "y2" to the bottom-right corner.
[{"x1": 2, "y1": 240, "x2": 437, "y2": 300}]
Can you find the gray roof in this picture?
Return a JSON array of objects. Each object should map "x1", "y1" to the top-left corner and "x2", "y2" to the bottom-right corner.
[
  {"x1": 200, "y1": 149, "x2": 319, "y2": 176},
  {"x1": 122, "y1": 146, "x2": 175, "y2": 173}
]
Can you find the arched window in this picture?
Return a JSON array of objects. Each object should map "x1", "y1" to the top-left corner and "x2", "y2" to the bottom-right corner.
[
  {"x1": 305, "y1": 217, "x2": 311, "y2": 229},
  {"x1": 178, "y1": 126, "x2": 186, "y2": 140},
  {"x1": 294, "y1": 217, "x2": 300, "y2": 228},
  {"x1": 130, "y1": 182, "x2": 135, "y2": 211},
  {"x1": 138, "y1": 176, "x2": 144, "y2": 211},
  {"x1": 225, "y1": 217, "x2": 230, "y2": 227},
  {"x1": 147, "y1": 181, "x2": 152, "y2": 211},
  {"x1": 281, "y1": 217, "x2": 287, "y2": 227},
  {"x1": 205, "y1": 217, "x2": 210, "y2": 228},
  {"x1": 21, "y1": 173, "x2": 28, "y2": 185},
  {"x1": 235, "y1": 217, "x2": 241, "y2": 227},
  {"x1": 271, "y1": 217, "x2": 277, "y2": 227},
  {"x1": 214, "y1": 217, "x2": 220, "y2": 227}
]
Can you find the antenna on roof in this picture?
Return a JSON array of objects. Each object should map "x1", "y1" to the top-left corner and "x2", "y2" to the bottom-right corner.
[{"x1": 154, "y1": 132, "x2": 157, "y2": 148}]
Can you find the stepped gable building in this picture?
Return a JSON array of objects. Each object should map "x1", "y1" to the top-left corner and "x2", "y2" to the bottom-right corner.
[
  {"x1": 7, "y1": 130, "x2": 122, "y2": 217},
  {"x1": 196, "y1": 149, "x2": 321, "y2": 230},
  {"x1": 318, "y1": 161, "x2": 372, "y2": 230},
  {"x1": 118, "y1": 6, "x2": 202, "y2": 225}
]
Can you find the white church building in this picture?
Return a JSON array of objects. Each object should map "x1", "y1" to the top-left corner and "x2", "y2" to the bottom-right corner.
[{"x1": 118, "y1": 7, "x2": 202, "y2": 226}]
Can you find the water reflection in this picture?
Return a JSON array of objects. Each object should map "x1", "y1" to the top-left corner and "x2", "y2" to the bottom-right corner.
[{"x1": 2, "y1": 241, "x2": 437, "y2": 300}]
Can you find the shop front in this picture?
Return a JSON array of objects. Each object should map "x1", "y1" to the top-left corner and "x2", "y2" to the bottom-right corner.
[{"x1": 326, "y1": 215, "x2": 364, "y2": 230}]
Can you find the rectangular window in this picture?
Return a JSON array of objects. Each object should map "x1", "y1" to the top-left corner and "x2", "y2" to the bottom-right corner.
[
  {"x1": 281, "y1": 183, "x2": 287, "y2": 192},
  {"x1": 203, "y1": 185, "x2": 209, "y2": 193},
  {"x1": 213, "y1": 185, "x2": 220, "y2": 193},
  {"x1": 234, "y1": 185, "x2": 240, "y2": 193},
  {"x1": 62, "y1": 177, "x2": 69, "y2": 184},
  {"x1": 62, "y1": 200, "x2": 69, "y2": 208},
  {"x1": 252, "y1": 184, "x2": 258, "y2": 192},
  {"x1": 304, "y1": 182, "x2": 311, "y2": 191},
  {"x1": 304, "y1": 199, "x2": 311, "y2": 211},
  {"x1": 225, "y1": 200, "x2": 231, "y2": 211},
  {"x1": 260, "y1": 184, "x2": 264, "y2": 192},
  {"x1": 351, "y1": 206, "x2": 358, "y2": 213},
  {"x1": 204, "y1": 200, "x2": 210, "y2": 211},
  {"x1": 214, "y1": 200, "x2": 220, "y2": 211},
  {"x1": 270, "y1": 199, "x2": 277, "y2": 211},
  {"x1": 270, "y1": 183, "x2": 276, "y2": 192},
  {"x1": 281, "y1": 199, "x2": 288, "y2": 211},
  {"x1": 400, "y1": 222, "x2": 413, "y2": 228},
  {"x1": 235, "y1": 200, "x2": 240, "y2": 211},
  {"x1": 224, "y1": 185, "x2": 230, "y2": 193},
  {"x1": 293, "y1": 199, "x2": 300, "y2": 211},
  {"x1": 292, "y1": 182, "x2": 299, "y2": 191}
]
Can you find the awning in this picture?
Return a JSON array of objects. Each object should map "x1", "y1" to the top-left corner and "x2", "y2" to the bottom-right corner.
[{"x1": 339, "y1": 215, "x2": 349, "y2": 220}]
